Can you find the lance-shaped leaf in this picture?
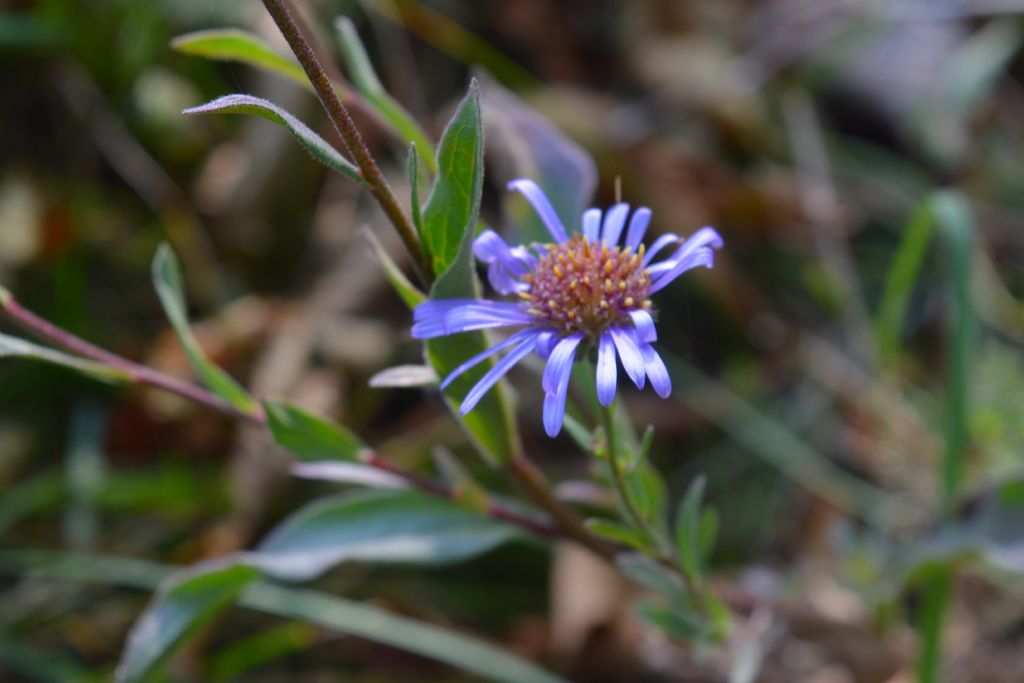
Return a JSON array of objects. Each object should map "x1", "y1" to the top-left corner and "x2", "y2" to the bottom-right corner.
[
  {"x1": 423, "y1": 81, "x2": 519, "y2": 464},
  {"x1": 115, "y1": 563, "x2": 261, "y2": 683},
  {"x1": 151, "y1": 244, "x2": 258, "y2": 415},
  {"x1": 171, "y1": 29, "x2": 307, "y2": 86},
  {"x1": 364, "y1": 226, "x2": 426, "y2": 309},
  {"x1": 183, "y1": 94, "x2": 365, "y2": 185},
  {"x1": 334, "y1": 17, "x2": 437, "y2": 173},
  {"x1": 0, "y1": 333, "x2": 127, "y2": 383},
  {"x1": 264, "y1": 400, "x2": 368, "y2": 462},
  {"x1": 245, "y1": 489, "x2": 523, "y2": 581}
]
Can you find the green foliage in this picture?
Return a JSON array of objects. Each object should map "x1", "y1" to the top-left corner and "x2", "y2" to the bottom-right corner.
[
  {"x1": 150, "y1": 244, "x2": 258, "y2": 414},
  {"x1": 0, "y1": 333, "x2": 127, "y2": 383},
  {"x1": 116, "y1": 563, "x2": 261, "y2": 683},
  {"x1": 170, "y1": 29, "x2": 307, "y2": 86},
  {"x1": 364, "y1": 226, "x2": 427, "y2": 309},
  {"x1": 264, "y1": 400, "x2": 367, "y2": 462},
  {"x1": 250, "y1": 489, "x2": 524, "y2": 581},
  {"x1": 114, "y1": 490, "x2": 533, "y2": 682},
  {"x1": 183, "y1": 94, "x2": 365, "y2": 184},
  {"x1": 423, "y1": 80, "x2": 519, "y2": 464},
  {"x1": 334, "y1": 18, "x2": 437, "y2": 173}
]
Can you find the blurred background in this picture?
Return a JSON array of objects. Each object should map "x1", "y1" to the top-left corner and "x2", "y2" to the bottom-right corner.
[{"x1": 2, "y1": 0, "x2": 1024, "y2": 681}]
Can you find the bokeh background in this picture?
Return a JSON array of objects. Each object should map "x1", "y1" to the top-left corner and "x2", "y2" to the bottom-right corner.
[{"x1": 2, "y1": 0, "x2": 1024, "y2": 681}]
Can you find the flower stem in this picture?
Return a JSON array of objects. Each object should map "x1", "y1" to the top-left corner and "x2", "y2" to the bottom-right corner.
[
  {"x1": 507, "y1": 452, "x2": 616, "y2": 560},
  {"x1": 599, "y1": 403, "x2": 649, "y2": 535},
  {"x1": 260, "y1": 0, "x2": 431, "y2": 284}
]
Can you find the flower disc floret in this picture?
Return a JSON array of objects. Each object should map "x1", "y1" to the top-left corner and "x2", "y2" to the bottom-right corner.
[{"x1": 521, "y1": 235, "x2": 651, "y2": 340}]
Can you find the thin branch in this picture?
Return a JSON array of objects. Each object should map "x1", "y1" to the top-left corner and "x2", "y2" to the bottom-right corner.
[
  {"x1": 261, "y1": 0, "x2": 431, "y2": 284},
  {"x1": 0, "y1": 291, "x2": 559, "y2": 539}
]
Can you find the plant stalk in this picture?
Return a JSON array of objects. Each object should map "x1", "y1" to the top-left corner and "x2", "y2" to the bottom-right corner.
[{"x1": 261, "y1": 0, "x2": 431, "y2": 284}]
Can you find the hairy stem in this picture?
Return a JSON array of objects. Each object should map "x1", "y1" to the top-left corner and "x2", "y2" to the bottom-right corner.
[{"x1": 261, "y1": 0, "x2": 431, "y2": 284}]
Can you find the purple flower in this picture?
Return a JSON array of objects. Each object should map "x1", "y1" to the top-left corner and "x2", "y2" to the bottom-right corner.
[{"x1": 413, "y1": 179, "x2": 723, "y2": 437}]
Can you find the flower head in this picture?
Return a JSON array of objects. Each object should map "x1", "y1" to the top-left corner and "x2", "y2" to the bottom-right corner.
[{"x1": 413, "y1": 179, "x2": 723, "y2": 437}]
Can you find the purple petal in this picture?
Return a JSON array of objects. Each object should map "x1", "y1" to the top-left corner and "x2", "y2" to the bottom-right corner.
[
  {"x1": 542, "y1": 333, "x2": 583, "y2": 394},
  {"x1": 474, "y1": 230, "x2": 532, "y2": 295},
  {"x1": 642, "y1": 233, "x2": 681, "y2": 266},
  {"x1": 647, "y1": 248, "x2": 715, "y2": 294},
  {"x1": 460, "y1": 332, "x2": 539, "y2": 413},
  {"x1": 596, "y1": 333, "x2": 618, "y2": 407},
  {"x1": 582, "y1": 208, "x2": 602, "y2": 242},
  {"x1": 542, "y1": 334, "x2": 583, "y2": 437},
  {"x1": 535, "y1": 330, "x2": 557, "y2": 359},
  {"x1": 610, "y1": 327, "x2": 646, "y2": 388},
  {"x1": 440, "y1": 329, "x2": 539, "y2": 390},
  {"x1": 508, "y1": 179, "x2": 568, "y2": 243},
  {"x1": 629, "y1": 309, "x2": 657, "y2": 343},
  {"x1": 412, "y1": 301, "x2": 532, "y2": 338},
  {"x1": 625, "y1": 207, "x2": 652, "y2": 251},
  {"x1": 601, "y1": 203, "x2": 629, "y2": 246},
  {"x1": 640, "y1": 344, "x2": 671, "y2": 398}
]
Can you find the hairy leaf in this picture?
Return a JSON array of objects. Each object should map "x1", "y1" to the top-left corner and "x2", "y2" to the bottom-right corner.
[{"x1": 183, "y1": 94, "x2": 364, "y2": 184}]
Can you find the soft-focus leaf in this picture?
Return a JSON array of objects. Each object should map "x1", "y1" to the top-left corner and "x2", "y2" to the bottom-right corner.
[
  {"x1": 264, "y1": 400, "x2": 367, "y2": 462},
  {"x1": 248, "y1": 489, "x2": 522, "y2": 581},
  {"x1": 625, "y1": 460, "x2": 667, "y2": 528},
  {"x1": 115, "y1": 563, "x2": 261, "y2": 683},
  {"x1": 150, "y1": 244, "x2": 257, "y2": 414},
  {"x1": 675, "y1": 476, "x2": 707, "y2": 582},
  {"x1": 2, "y1": 550, "x2": 567, "y2": 683},
  {"x1": 183, "y1": 94, "x2": 364, "y2": 184},
  {"x1": 636, "y1": 602, "x2": 702, "y2": 641},
  {"x1": 616, "y1": 553, "x2": 688, "y2": 604},
  {"x1": 478, "y1": 73, "x2": 597, "y2": 244},
  {"x1": 334, "y1": 18, "x2": 436, "y2": 173},
  {"x1": 368, "y1": 363, "x2": 437, "y2": 388},
  {"x1": 425, "y1": 81, "x2": 518, "y2": 464},
  {"x1": 290, "y1": 461, "x2": 409, "y2": 489},
  {"x1": 585, "y1": 518, "x2": 651, "y2": 552},
  {"x1": 209, "y1": 622, "x2": 318, "y2": 683},
  {"x1": 170, "y1": 29, "x2": 307, "y2": 86},
  {"x1": 0, "y1": 332, "x2": 127, "y2": 383},
  {"x1": 432, "y1": 447, "x2": 490, "y2": 513},
  {"x1": 363, "y1": 227, "x2": 427, "y2": 309}
]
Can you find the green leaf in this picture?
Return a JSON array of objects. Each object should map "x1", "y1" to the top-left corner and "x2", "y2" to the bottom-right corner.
[
  {"x1": 407, "y1": 143, "x2": 426, "y2": 236},
  {"x1": 363, "y1": 227, "x2": 426, "y2": 309},
  {"x1": 250, "y1": 489, "x2": 522, "y2": 581},
  {"x1": 264, "y1": 400, "x2": 367, "y2": 462},
  {"x1": 585, "y1": 518, "x2": 651, "y2": 552},
  {"x1": 624, "y1": 460, "x2": 667, "y2": 528},
  {"x1": 0, "y1": 549, "x2": 569, "y2": 683},
  {"x1": 183, "y1": 94, "x2": 365, "y2": 185},
  {"x1": 675, "y1": 476, "x2": 707, "y2": 582},
  {"x1": 151, "y1": 244, "x2": 257, "y2": 414},
  {"x1": 116, "y1": 563, "x2": 261, "y2": 683},
  {"x1": 421, "y1": 80, "x2": 485, "y2": 276},
  {"x1": 636, "y1": 601, "x2": 702, "y2": 641},
  {"x1": 875, "y1": 198, "x2": 936, "y2": 363},
  {"x1": 424, "y1": 81, "x2": 518, "y2": 465},
  {"x1": 171, "y1": 29, "x2": 307, "y2": 86},
  {"x1": 209, "y1": 622, "x2": 317, "y2": 683},
  {"x1": 615, "y1": 553, "x2": 688, "y2": 605},
  {"x1": 478, "y1": 72, "x2": 597, "y2": 243},
  {"x1": 334, "y1": 18, "x2": 437, "y2": 174},
  {"x1": 0, "y1": 332, "x2": 127, "y2": 383}
]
